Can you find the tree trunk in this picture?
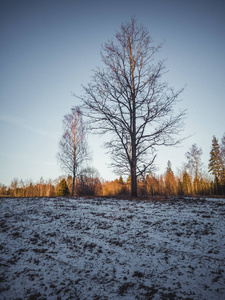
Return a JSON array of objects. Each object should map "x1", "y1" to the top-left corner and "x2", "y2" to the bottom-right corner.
[
  {"x1": 131, "y1": 131, "x2": 137, "y2": 197},
  {"x1": 130, "y1": 103, "x2": 137, "y2": 196},
  {"x1": 130, "y1": 38, "x2": 137, "y2": 197},
  {"x1": 72, "y1": 175, "x2": 76, "y2": 196},
  {"x1": 131, "y1": 163, "x2": 137, "y2": 197}
]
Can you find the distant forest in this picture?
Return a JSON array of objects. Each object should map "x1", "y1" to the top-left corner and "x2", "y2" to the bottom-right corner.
[{"x1": 1, "y1": 134, "x2": 225, "y2": 198}]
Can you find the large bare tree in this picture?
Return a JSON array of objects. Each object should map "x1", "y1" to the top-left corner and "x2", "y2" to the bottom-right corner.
[
  {"x1": 57, "y1": 107, "x2": 89, "y2": 196},
  {"x1": 79, "y1": 17, "x2": 185, "y2": 197}
]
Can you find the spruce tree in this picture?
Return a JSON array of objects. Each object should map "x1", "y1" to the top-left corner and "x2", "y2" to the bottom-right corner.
[
  {"x1": 166, "y1": 160, "x2": 173, "y2": 174},
  {"x1": 221, "y1": 133, "x2": 225, "y2": 164},
  {"x1": 56, "y1": 179, "x2": 70, "y2": 196},
  {"x1": 208, "y1": 136, "x2": 223, "y2": 194},
  {"x1": 165, "y1": 161, "x2": 176, "y2": 195},
  {"x1": 182, "y1": 171, "x2": 192, "y2": 195},
  {"x1": 208, "y1": 136, "x2": 223, "y2": 180},
  {"x1": 118, "y1": 176, "x2": 124, "y2": 184},
  {"x1": 220, "y1": 134, "x2": 225, "y2": 191}
]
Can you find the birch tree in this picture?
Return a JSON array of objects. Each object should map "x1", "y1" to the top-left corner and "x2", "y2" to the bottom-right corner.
[
  {"x1": 186, "y1": 143, "x2": 205, "y2": 194},
  {"x1": 57, "y1": 107, "x2": 89, "y2": 196},
  {"x1": 186, "y1": 144, "x2": 203, "y2": 179},
  {"x1": 79, "y1": 17, "x2": 185, "y2": 196}
]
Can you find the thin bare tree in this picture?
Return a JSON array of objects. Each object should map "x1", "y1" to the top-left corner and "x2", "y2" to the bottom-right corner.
[
  {"x1": 186, "y1": 143, "x2": 203, "y2": 181},
  {"x1": 57, "y1": 107, "x2": 89, "y2": 196},
  {"x1": 78, "y1": 17, "x2": 185, "y2": 196}
]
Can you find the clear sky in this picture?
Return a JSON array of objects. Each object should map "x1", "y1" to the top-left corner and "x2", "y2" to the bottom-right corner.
[{"x1": 0, "y1": 0, "x2": 225, "y2": 186}]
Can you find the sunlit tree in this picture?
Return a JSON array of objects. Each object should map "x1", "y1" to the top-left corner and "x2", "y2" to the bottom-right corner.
[
  {"x1": 46, "y1": 179, "x2": 55, "y2": 197},
  {"x1": 182, "y1": 170, "x2": 192, "y2": 195},
  {"x1": 208, "y1": 136, "x2": 223, "y2": 180},
  {"x1": 76, "y1": 167, "x2": 102, "y2": 196},
  {"x1": 55, "y1": 179, "x2": 70, "y2": 196},
  {"x1": 146, "y1": 174, "x2": 160, "y2": 196},
  {"x1": 186, "y1": 143, "x2": 202, "y2": 182},
  {"x1": 164, "y1": 161, "x2": 176, "y2": 195},
  {"x1": 10, "y1": 178, "x2": 19, "y2": 197},
  {"x1": 0, "y1": 183, "x2": 8, "y2": 196},
  {"x1": 221, "y1": 133, "x2": 225, "y2": 164},
  {"x1": 220, "y1": 133, "x2": 225, "y2": 186},
  {"x1": 57, "y1": 108, "x2": 89, "y2": 196},
  {"x1": 208, "y1": 136, "x2": 223, "y2": 194},
  {"x1": 118, "y1": 176, "x2": 124, "y2": 185},
  {"x1": 185, "y1": 144, "x2": 204, "y2": 194}
]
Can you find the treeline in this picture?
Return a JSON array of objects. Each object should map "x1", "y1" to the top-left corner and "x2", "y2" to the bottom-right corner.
[
  {"x1": 1, "y1": 134, "x2": 225, "y2": 198},
  {"x1": 0, "y1": 178, "x2": 55, "y2": 198},
  {"x1": 0, "y1": 171, "x2": 224, "y2": 198},
  {"x1": 0, "y1": 170, "x2": 103, "y2": 198},
  {"x1": 103, "y1": 171, "x2": 224, "y2": 197}
]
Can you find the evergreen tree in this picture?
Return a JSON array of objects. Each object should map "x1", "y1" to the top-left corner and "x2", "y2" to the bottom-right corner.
[
  {"x1": 220, "y1": 134, "x2": 225, "y2": 184},
  {"x1": 166, "y1": 160, "x2": 173, "y2": 174},
  {"x1": 146, "y1": 174, "x2": 160, "y2": 196},
  {"x1": 118, "y1": 176, "x2": 124, "y2": 184},
  {"x1": 55, "y1": 179, "x2": 70, "y2": 197},
  {"x1": 182, "y1": 170, "x2": 192, "y2": 195},
  {"x1": 165, "y1": 161, "x2": 176, "y2": 195},
  {"x1": 208, "y1": 136, "x2": 223, "y2": 182},
  {"x1": 208, "y1": 136, "x2": 223, "y2": 194},
  {"x1": 127, "y1": 175, "x2": 131, "y2": 184},
  {"x1": 220, "y1": 134, "x2": 225, "y2": 193},
  {"x1": 221, "y1": 133, "x2": 225, "y2": 163}
]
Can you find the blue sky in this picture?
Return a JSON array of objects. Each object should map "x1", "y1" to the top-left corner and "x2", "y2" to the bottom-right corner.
[{"x1": 0, "y1": 0, "x2": 225, "y2": 186}]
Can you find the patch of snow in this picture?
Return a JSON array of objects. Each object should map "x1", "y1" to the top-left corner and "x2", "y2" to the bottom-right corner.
[{"x1": 0, "y1": 197, "x2": 225, "y2": 299}]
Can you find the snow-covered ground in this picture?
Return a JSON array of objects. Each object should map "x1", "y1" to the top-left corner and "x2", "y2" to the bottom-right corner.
[{"x1": 0, "y1": 197, "x2": 225, "y2": 299}]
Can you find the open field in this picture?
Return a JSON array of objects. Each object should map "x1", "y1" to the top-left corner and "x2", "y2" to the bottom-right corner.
[{"x1": 0, "y1": 197, "x2": 225, "y2": 299}]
